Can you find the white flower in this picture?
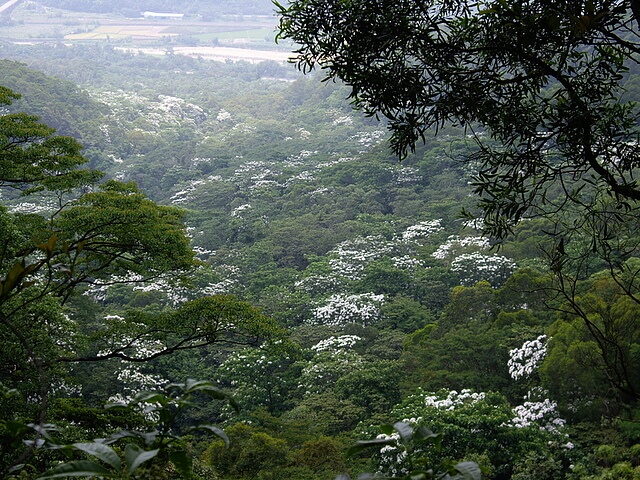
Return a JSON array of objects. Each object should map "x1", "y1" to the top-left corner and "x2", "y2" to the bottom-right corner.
[
  {"x1": 311, "y1": 335, "x2": 362, "y2": 352},
  {"x1": 511, "y1": 397, "x2": 565, "y2": 434},
  {"x1": 402, "y1": 219, "x2": 444, "y2": 241},
  {"x1": 309, "y1": 293, "x2": 385, "y2": 327},
  {"x1": 508, "y1": 335, "x2": 548, "y2": 380}
]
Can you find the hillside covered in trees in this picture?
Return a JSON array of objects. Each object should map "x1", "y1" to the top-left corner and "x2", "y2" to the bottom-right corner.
[{"x1": 3, "y1": 1, "x2": 640, "y2": 478}]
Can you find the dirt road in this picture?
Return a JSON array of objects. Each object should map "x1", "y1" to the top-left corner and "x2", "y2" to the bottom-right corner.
[{"x1": 0, "y1": 0, "x2": 22, "y2": 16}]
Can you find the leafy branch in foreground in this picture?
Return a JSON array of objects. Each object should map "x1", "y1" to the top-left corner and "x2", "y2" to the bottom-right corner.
[
  {"x1": 336, "y1": 422, "x2": 481, "y2": 480},
  {"x1": 35, "y1": 379, "x2": 235, "y2": 480}
]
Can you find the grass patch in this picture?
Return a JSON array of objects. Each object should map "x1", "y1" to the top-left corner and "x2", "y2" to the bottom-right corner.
[{"x1": 65, "y1": 25, "x2": 173, "y2": 40}]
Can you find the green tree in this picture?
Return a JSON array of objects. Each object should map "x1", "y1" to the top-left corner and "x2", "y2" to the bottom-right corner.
[
  {"x1": 203, "y1": 423, "x2": 290, "y2": 478},
  {"x1": 276, "y1": 0, "x2": 640, "y2": 238},
  {"x1": 382, "y1": 390, "x2": 570, "y2": 479},
  {"x1": 275, "y1": 0, "x2": 640, "y2": 403},
  {"x1": 541, "y1": 269, "x2": 640, "y2": 417},
  {"x1": 0, "y1": 87, "x2": 285, "y2": 476}
]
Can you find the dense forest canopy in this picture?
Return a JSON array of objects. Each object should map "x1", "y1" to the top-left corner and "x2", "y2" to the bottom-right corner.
[
  {"x1": 277, "y1": 0, "x2": 640, "y2": 402},
  {"x1": 2, "y1": 0, "x2": 640, "y2": 478}
]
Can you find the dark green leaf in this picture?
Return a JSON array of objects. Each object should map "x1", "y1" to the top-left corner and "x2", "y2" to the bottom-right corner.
[
  {"x1": 453, "y1": 461, "x2": 481, "y2": 480},
  {"x1": 393, "y1": 421, "x2": 414, "y2": 443},
  {"x1": 189, "y1": 424, "x2": 229, "y2": 446},
  {"x1": 347, "y1": 438, "x2": 397, "y2": 457},
  {"x1": 124, "y1": 444, "x2": 159, "y2": 473},
  {"x1": 37, "y1": 460, "x2": 116, "y2": 478},
  {"x1": 72, "y1": 443, "x2": 121, "y2": 470},
  {"x1": 170, "y1": 450, "x2": 193, "y2": 479},
  {"x1": 132, "y1": 391, "x2": 167, "y2": 405}
]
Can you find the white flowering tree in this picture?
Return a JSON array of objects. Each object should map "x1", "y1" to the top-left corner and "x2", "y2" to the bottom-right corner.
[
  {"x1": 0, "y1": 88, "x2": 290, "y2": 475},
  {"x1": 431, "y1": 235, "x2": 491, "y2": 262},
  {"x1": 450, "y1": 252, "x2": 516, "y2": 287},
  {"x1": 372, "y1": 389, "x2": 571, "y2": 479},
  {"x1": 508, "y1": 335, "x2": 548, "y2": 382},
  {"x1": 401, "y1": 219, "x2": 445, "y2": 242},
  {"x1": 298, "y1": 336, "x2": 365, "y2": 396},
  {"x1": 309, "y1": 293, "x2": 385, "y2": 328},
  {"x1": 328, "y1": 235, "x2": 398, "y2": 280},
  {"x1": 217, "y1": 346, "x2": 298, "y2": 414}
]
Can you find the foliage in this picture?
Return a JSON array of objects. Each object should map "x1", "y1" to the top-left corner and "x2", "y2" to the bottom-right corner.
[
  {"x1": 337, "y1": 421, "x2": 481, "y2": 480},
  {"x1": 204, "y1": 422, "x2": 289, "y2": 479},
  {"x1": 5, "y1": 32, "x2": 640, "y2": 479},
  {"x1": 275, "y1": 0, "x2": 640, "y2": 410},
  {"x1": 276, "y1": 0, "x2": 640, "y2": 243},
  {"x1": 380, "y1": 390, "x2": 571, "y2": 479},
  {"x1": 36, "y1": 379, "x2": 235, "y2": 480},
  {"x1": 0, "y1": 86, "x2": 284, "y2": 477},
  {"x1": 217, "y1": 345, "x2": 299, "y2": 414}
]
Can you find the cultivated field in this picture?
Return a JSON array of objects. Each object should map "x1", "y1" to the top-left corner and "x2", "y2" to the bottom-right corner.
[
  {"x1": 65, "y1": 25, "x2": 173, "y2": 40},
  {"x1": 115, "y1": 45, "x2": 292, "y2": 63},
  {"x1": 0, "y1": 1, "x2": 290, "y2": 61}
]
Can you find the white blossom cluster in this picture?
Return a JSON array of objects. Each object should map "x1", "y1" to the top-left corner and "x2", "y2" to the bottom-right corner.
[
  {"x1": 285, "y1": 150, "x2": 318, "y2": 165},
  {"x1": 132, "y1": 278, "x2": 190, "y2": 306},
  {"x1": 328, "y1": 235, "x2": 396, "y2": 280},
  {"x1": 84, "y1": 265, "x2": 235, "y2": 305},
  {"x1": 216, "y1": 348, "x2": 289, "y2": 412},
  {"x1": 49, "y1": 380, "x2": 82, "y2": 397},
  {"x1": 107, "y1": 367, "x2": 169, "y2": 421},
  {"x1": 169, "y1": 179, "x2": 207, "y2": 204},
  {"x1": 192, "y1": 245, "x2": 215, "y2": 259},
  {"x1": 231, "y1": 122, "x2": 257, "y2": 133},
  {"x1": 375, "y1": 417, "x2": 426, "y2": 477},
  {"x1": 395, "y1": 166, "x2": 421, "y2": 184},
  {"x1": 462, "y1": 218, "x2": 485, "y2": 230},
  {"x1": 450, "y1": 252, "x2": 516, "y2": 287},
  {"x1": 377, "y1": 435, "x2": 409, "y2": 478},
  {"x1": 310, "y1": 293, "x2": 385, "y2": 327},
  {"x1": 116, "y1": 367, "x2": 167, "y2": 389},
  {"x1": 332, "y1": 114, "x2": 354, "y2": 126},
  {"x1": 432, "y1": 235, "x2": 491, "y2": 260},
  {"x1": 315, "y1": 156, "x2": 356, "y2": 169},
  {"x1": 216, "y1": 109, "x2": 232, "y2": 122},
  {"x1": 423, "y1": 389, "x2": 486, "y2": 411},
  {"x1": 200, "y1": 278, "x2": 237, "y2": 295},
  {"x1": 308, "y1": 187, "x2": 330, "y2": 197},
  {"x1": 82, "y1": 273, "x2": 144, "y2": 302},
  {"x1": 512, "y1": 398, "x2": 566, "y2": 434},
  {"x1": 350, "y1": 129, "x2": 387, "y2": 150},
  {"x1": 392, "y1": 255, "x2": 425, "y2": 269},
  {"x1": 299, "y1": 350, "x2": 363, "y2": 395},
  {"x1": 48, "y1": 313, "x2": 78, "y2": 353},
  {"x1": 100, "y1": 124, "x2": 111, "y2": 143},
  {"x1": 298, "y1": 127, "x2": 311, "y2": 139},
  {"x1": 94, "y1": 90, "x2": 206, "y2": 131},
  {"x1": 221, "y1": 351, "x2": 280, "y2": 376},
  {"x1": 283, "y1": 170, "x2": 315, "y2": 188},
  {"x1": 402, "y1": 219, "x2": 444, "y2": 241},
  {"x1": 311, "y1": 335, "x2": 362, "y2": 352},
  {"x1": 97, "y1": 331, "x2": 165, "y2": 360},
  {"x1": 231, "y1": 203, "x2": 252, "y2": 217},
  {"x1": 294, "y1": 274, "x2": 344, "y2": 295},
  {"x1": 232, "y1": 160, "x2": 285, "y2": 191},
  {"x1": 508, "y1": 335, "x2": 548, "y2": 380},
  {"x1": 8, "y1": 197, "x2": 59, "y2": 215}
]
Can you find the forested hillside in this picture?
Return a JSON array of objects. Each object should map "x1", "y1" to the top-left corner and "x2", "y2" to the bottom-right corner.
[{"x1": 3, "y1": 7, "x2": 640, "y2": 479}]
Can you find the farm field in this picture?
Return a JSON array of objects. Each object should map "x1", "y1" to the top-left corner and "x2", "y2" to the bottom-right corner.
[
  {"x1": 114, "y1": 45, "x2": 292, "y2": 63},
  {"x1": 0, "y1": 0, "x2": 286, "y2": 59}
]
